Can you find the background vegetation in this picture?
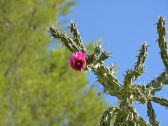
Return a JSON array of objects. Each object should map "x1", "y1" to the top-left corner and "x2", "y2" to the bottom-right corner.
[{"x1": 0, "y1": 0, "x2": 107, "y2": 125}]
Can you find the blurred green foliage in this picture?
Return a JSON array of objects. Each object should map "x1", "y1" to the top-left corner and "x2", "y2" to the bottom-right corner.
[{"x1": 0, "y1": 0, "x2": 107, "y2": 125}]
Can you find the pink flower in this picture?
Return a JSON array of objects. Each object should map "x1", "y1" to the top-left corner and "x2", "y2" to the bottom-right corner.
[{"x1": 70, "y1": 51, "x2": 87, "y2": 72}]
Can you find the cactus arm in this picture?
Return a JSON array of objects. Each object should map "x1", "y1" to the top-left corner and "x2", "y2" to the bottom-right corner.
[{"x1": 147, "y1": 101, "x2": 159, "y2": 126}]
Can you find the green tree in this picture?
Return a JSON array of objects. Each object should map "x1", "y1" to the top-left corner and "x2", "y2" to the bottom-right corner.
[{"x1": 0, "y1": 0, "x2": 107, "y2": 125}]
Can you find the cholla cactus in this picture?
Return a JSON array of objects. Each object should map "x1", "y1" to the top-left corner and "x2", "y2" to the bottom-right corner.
[{"x1": 49, "y1": 17, "x2": 168, "y2": 126}]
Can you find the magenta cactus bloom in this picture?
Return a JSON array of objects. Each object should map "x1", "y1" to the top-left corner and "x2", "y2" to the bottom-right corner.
[{"x1": 70, "y1": 51, "x2": 87, "y2": 72}]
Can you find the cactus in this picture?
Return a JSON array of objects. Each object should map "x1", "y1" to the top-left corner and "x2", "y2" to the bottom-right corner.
[{"x1": 49, "y1": 17, "x2": 168, "y2": 126}]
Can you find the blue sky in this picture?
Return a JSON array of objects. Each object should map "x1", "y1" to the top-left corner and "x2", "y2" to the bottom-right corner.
[{"x1": 60, "y1": 0, "x2": 168, "y2": 125}]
